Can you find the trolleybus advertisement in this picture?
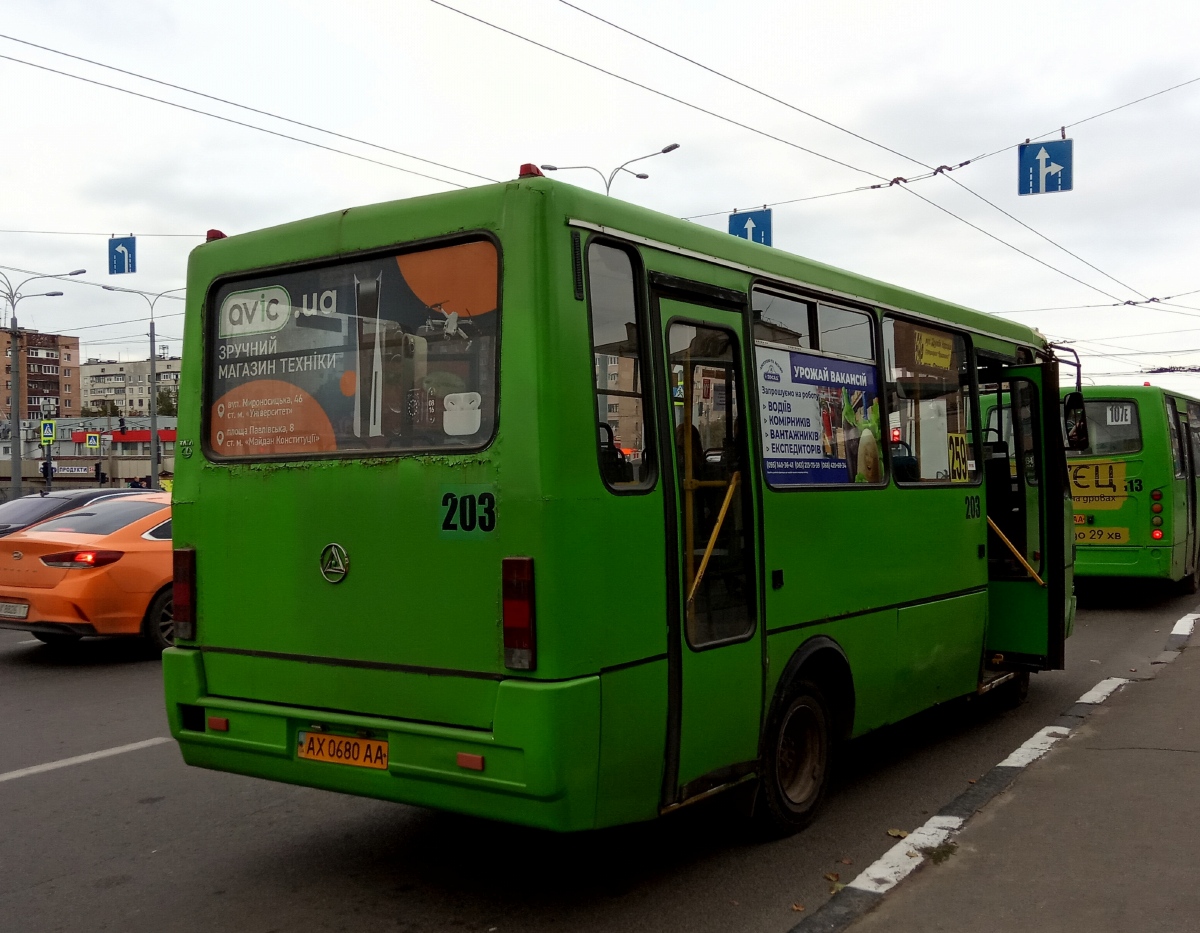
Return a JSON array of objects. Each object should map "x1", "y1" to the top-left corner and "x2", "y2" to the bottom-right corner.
[
  {"x1": 757, "y1": 346, "x2": 882, "y2": 485},
  {"x1": 207, "y1": 240, "x2": 498, "y2": 458}
]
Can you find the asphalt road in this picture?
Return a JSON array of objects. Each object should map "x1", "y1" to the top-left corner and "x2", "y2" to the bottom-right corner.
[{"x1": 2, "y1": 580, "x2": 1193, "y2": 933}]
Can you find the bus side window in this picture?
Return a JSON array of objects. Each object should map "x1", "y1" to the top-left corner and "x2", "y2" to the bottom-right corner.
[
  {"x1": 883, "y1": 318, "x2": 978, "y2": 486},
  {"x1": 586, "y1": 242, "x2": 655, "y2": 490}
]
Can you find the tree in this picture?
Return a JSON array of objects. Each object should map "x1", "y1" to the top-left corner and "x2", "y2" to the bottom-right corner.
[{"x1": 156, "y1": 388, "x2": 177, "y2": 416}]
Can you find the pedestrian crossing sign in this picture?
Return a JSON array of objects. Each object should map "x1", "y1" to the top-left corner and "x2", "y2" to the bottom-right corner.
[
  {"x1": 40, "y1": 421, "x2": 55, "y2": 446},
  {"x1": 85, "y1": 432, "x2": 101, "y2": 450}
]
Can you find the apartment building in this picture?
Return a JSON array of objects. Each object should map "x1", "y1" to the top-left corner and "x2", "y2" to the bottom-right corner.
[
  {"x1": 81, "y1": 355, "x2": 182, "y2": 415},
  {"x1": 1, "y1": 329, "x2": 82, "y2": 420}
]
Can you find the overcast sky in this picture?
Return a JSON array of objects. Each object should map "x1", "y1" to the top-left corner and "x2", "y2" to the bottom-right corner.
[{"x1": 2, "y1": 0, "x2": 1198, "y2": 391}]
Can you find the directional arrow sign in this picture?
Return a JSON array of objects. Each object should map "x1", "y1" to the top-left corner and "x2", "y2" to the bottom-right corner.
[
  {"x1": 108, "y1": 236, "x2": 137, "y2": 274},
  {"x1": 1018, "y1": 139, "x2": 1073, "y2": 195},
  {"x1": 728, "y1": 209, "x2": 772, "y2": 246}
]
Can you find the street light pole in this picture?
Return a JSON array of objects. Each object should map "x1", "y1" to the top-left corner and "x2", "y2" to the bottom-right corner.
[
  {"x1": 541, "y1": 143, "x2": 680, "y2": 195},
  {"x1": 0, "y1": 268, "x2": 85, "y2": 500},
  {"x1": 102, "y1": 285, "x2": 184, "y2": 490}
]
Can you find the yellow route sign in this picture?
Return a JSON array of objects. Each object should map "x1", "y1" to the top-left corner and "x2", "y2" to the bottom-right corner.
[{"x1": 1069, "y1": 461, "x2": 1127, "y2": 511}]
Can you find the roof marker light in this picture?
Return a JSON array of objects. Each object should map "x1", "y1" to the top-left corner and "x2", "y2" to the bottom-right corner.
[{"x1": 518, "y1": 164, "x2": 545, "y2": 178}]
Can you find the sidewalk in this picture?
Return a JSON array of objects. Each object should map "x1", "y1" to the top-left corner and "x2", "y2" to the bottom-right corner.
[{"x1": 844, "y1": 632, "x2": 1200, "y2": 932}]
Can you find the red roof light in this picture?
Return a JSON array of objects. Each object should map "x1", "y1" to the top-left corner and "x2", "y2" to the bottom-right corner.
[{"x1": 518, "y1": 163, "x2": 545, "y2": 178}]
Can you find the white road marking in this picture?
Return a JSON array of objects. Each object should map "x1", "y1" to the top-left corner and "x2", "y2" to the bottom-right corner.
[
  {"x1": 17, "y1": 639, "x2": 42, "y2": 645},
  {"x1": 1171, "y1": 613, "x2": 1199, "y2": 637},
  {"x1": 997, "y1": 725, "x2": 1071, "y2": 768},
  {"x1": 1077, "y1": 677, "x2": 1130, "y2": 705},
  {"x1": 0, "y1": 737, "x2": 172, "y2": 784},
  {"x1": 848, "y1": 815, "x2": 964, "y2": 894}
]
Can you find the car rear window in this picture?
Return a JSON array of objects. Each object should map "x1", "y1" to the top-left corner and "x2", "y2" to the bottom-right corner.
[
  {"x1": 0, "y1": 495, "x2": 70, "y2": 524},
  {"x1": 34, "y1": 500, "x2": 168, "y2": 536},
  {"x1": 207, "y1": 237, "x2": 499, "y2": 460}
]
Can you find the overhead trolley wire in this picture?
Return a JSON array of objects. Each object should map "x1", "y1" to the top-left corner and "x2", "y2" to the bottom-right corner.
[
  {"x1": 0, "y1": 32, "x2": 498, "y2": 186},
  {"x1": 432, "y1": 0, "x2": 1150, "y2": 304},
  {"x1": 0, "y1": 53, "x2": 476, "y2": 190}
]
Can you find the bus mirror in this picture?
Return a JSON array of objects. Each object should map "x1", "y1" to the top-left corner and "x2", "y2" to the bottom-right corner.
[{"x1": 1063, "y1": 392, "x2": 1089, "y2": 451}]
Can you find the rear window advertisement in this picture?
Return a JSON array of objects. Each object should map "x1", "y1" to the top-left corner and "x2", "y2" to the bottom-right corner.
[
  {"x1": 756, "y1": 346, "x2": 883, "y2": 485},
  {"x1": 208, "y1": 239, "x2": 499, "y2": 459}
]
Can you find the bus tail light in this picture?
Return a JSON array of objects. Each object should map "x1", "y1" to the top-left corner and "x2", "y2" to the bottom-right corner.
[
  {"x1": 1151, "y1": 489, "x2": 1163, "y2": 501},
  {"x1": 174, "y1": 548, "x2": 196, "y2": 641},
  {"x1": 1152, "y1": 529, "x2": 1164, "y2": 540},
  {"x1": 502, "y1": 557, "x2": 536, "y2": 671}
]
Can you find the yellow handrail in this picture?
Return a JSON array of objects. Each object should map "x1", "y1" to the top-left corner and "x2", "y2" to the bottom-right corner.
[
  {"x1": 986, "y1": 515, "x2": 1046, "y2": 587},
  {"x1": 687, "y1": 472, "x2": 740, "y2": 605}
]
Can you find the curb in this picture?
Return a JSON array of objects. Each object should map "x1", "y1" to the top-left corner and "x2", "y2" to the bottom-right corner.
[{"x1": 788, "y1": 611, "x2": 1198, "y2": 933}]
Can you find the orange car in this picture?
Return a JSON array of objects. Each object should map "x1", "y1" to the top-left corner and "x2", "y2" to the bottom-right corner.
[{"x1": 0, "y1": 492, "x2": 173, "y2": 649}]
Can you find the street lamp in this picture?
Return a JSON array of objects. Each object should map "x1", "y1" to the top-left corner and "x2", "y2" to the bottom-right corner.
[
  {"x1": 541, "y1": 143, "x2": 680, "y2": 195},
  {"x1": 0, "y1": 268, "x2": 86, "y2": 500},
  {"x1": 102, "y1": 285, "x2": 185, "y2": 491}
]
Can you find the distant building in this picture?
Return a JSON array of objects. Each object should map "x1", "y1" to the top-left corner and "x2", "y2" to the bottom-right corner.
[
  {"x1": 80, "y1": 354, "x2": 182, "y2": 415},
  {"x1": 2, "y1": 329, "x2": 82, "y2": 421}
]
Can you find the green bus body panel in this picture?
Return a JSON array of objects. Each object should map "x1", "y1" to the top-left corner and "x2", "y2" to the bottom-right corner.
[
  {"x1": 595, "y1": 661, "x2": 668, "y2": 827},
  {"x1": 986, "y1": 581, "x2": 1051, "y2": 656},
  {"x1": 201, "y1": 652, "x2": 500, "y2": 730},
  {"x1": 167, "y1": 176, "x2": 1063, "y2": 830},
  {"x1": 893, "y1": 590, "x2": 988, "y2": 719},
  {"x1": 1068, "y1": 385, "x2": 1199, "y2": 581}
]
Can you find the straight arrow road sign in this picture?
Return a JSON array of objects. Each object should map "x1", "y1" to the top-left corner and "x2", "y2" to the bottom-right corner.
[{"x1": 728, "y1": 209, "x2": 772, "y2": 246}]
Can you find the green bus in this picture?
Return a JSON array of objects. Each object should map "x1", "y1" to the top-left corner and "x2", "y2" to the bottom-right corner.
[
  {"x1": 165, "y1": 169, "x2": 1077, "y2": 833},
  {"x1": 1063, "y1": 384, "x2": 1200, "y2": 588}
]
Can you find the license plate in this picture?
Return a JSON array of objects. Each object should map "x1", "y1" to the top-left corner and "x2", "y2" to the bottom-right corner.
[
  {"x1": 1075, "y1": 526, "x2": 1130, "y2": 545},
  {"x1": 0, "y1": 602, "x2": 28, "y2": 619},
  {"x1": 297, "y1": 731, "x2": 388, "y2": 770}
]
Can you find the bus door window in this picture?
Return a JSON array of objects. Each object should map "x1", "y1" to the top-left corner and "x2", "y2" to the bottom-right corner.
[
  {"x1": 667, "y1": 323, "x2": 754, "y2": 647},
  {"x1": 882, "y1": 319, "x2": 977, "y2": 485},
  {"x1": 1015, "y1": 379, "x2": 1043, "y2": 570},
  {"x1": 1166, "y1": 397, "x2": 1187, "y2": 480},
  {"x1": 586, "y1": 242, "x2": 655, "y2": 490}
]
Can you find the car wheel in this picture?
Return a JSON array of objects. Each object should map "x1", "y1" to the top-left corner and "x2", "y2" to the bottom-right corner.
[
  {"x1": 143, "y1": 588, "x2": 174, "y2": 651},
  {"x1": 33, "y1": 632, "x2": 82, "y2": 648},
  {"x1": 753, "y1": 680, "x2": 833, "y2": 837}
]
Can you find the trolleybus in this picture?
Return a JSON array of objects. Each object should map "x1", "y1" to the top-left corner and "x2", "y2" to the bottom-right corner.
[
  {"x1": 1065, "y1": 384, "x2": 1200, "y2": 589},
  {"x1": 165, "y1": 168, "x2": 1080, "y2": 833}
]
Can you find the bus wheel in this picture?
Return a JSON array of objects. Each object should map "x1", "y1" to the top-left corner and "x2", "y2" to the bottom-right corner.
[
  {"x1": 996, "y1": 671, "x2": 1030, "y2": 709},
  {"x1": 1181, "y1": 564, "x2": 1200, "y2": 595},
  {"x1": 754, "y1": 681, "x2": 832, "y2": 836}
]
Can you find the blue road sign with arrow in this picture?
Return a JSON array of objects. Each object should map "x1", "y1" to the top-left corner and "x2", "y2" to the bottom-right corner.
[
  {"x1": 108, "y1": 236, "x2": 137, "y2": 274},
  {"x1": 728, "y1": 209, "x2": 772, "y2": 246},
  {"x1": 1018, "y1": 140, "x2": 1073, "y2": 195}
]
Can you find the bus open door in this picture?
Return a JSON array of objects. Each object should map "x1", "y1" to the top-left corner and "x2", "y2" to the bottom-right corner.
[{"x1": 980, "y1": 360, "x2": 1072, "y2": 671}]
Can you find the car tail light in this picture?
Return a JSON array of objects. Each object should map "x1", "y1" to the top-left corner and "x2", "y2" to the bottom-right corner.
[
  {"x1": 41, "y1": 550, "x2": 123, "y2": 568},
  {"x1": 502, "y1": 557, "x2": 536, "y2": 671},
  {"x1": 174, "y1": 548, "x2": 196, "y2": 641}
]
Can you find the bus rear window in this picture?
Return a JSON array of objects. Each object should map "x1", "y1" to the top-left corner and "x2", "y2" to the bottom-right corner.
[
  {"x1": 1067, "y1": 400, "x2": 1141, "y2": 457},
  {"x1": 207, "y1": 238, "x2": 499, "y2": 459}
]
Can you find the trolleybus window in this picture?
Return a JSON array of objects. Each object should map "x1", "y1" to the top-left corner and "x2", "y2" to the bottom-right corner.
[
  {"x1": 586, "y1": 242, "x2": 653, "y2": 488},
  {"x1": 207, "y1": 237, "x2": 499, "y2": 459},
  {"x1": 1064, "y1": 400, "x2": 1141, "y2": 457},
  {"x1": 752, "y1": 290, "x2": 883, "y2": 487},
  {"x1": 883, "y1": 318, "x2": 978, "y2": 485}
]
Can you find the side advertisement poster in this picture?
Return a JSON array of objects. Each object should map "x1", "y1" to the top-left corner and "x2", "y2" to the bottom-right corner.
[{"x1": 756, "y1": 346, "x2": 882, "y2": 486}]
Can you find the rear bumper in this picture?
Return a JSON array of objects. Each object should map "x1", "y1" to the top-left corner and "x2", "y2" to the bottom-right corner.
[
  {"x1": 163, "y1": 648, "x2": 603, "y2": 831},
  {"x1": 1075, "y1": 545, "x2": 1174, "y2": 579},
  {"x1": 0, "y1": 581, "x2": 149, "y2": 634}
]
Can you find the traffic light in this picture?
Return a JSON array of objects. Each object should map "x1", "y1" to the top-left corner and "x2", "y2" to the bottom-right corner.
[
  {"x1": 40, "y1": 460, "x2": 52, "y2": 479},
  {"x1": 118, "y1": 417, "x2": 127, "y2": 434}
]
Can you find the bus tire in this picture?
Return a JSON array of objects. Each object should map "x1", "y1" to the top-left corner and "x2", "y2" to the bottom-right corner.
[
  {"x1": 754, "y1": 680, "x2": 832, "y2": 837},
  {"x1": 997, "y1": 671, "x2": 1030, "y2": 709},
  {"x1": 1180, "y1": 564, "x2": 1200, "y2": 595},
  {"x1": 142, "y1": 587, "x2": 175, "y2": 652}
]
